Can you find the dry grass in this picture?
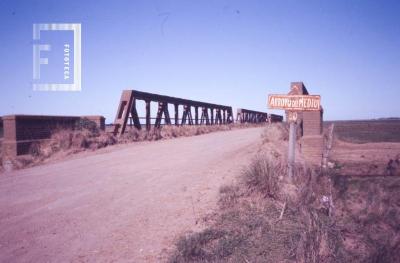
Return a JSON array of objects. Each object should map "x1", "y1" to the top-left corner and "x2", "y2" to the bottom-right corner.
[
  {"x1": 118, "y1": 123, "x2": 262, "y2": 143},
  {"x1": 6, "y1": 119, "x2": 118, "y2": 170},
  {"x1": 261, "y1": 122, "x2": 289, "y2": 143},
  {"x1": 329, "y1": 137, "x2": 400, "y2": 176},
  {"x1": 168, "y1": 124, "x2": 345, "y2": 262},
  {"x1": 326, "y1": 119, "x2": 400, "y2": 177},
  {"x1": 259, "y1": 122, "x2": 300, "y2": 165},
  {"x1": 33, "y1": 119, "x2": 117, "y2": 157},
  {"x1": 3, "y1": 122, "x2": 265, "y2": 171},
  {"x1": 0, "y1": 143, "x2": 3, "y2": 173},
  {"x1": 169, "y1": 156, "x2": 345, "y2": 262},
  {"x1": 169, "y1": 123, "x2": 400, "y2": 262},
  {"x1": 242, "y1": 155, "x2": 283, "y2": 199},
  {"x1": 118, "y1": 124, "x2": 236, "y2": 143},
  {"x1": 324, "y1": 120, "x2": 400, "y2": 262},
  {"x1": 332, "y1": 174, "x2": 400, "y2": 262},
  {"x1": 325, "y1": 120, "x2": 400, "y2": 143},
  {"x1": 9, "y1": 128, "x2": 118, "y2": 170}
]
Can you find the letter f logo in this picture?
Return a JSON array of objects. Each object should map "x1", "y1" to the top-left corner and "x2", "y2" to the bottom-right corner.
[
  {"x1": 32, "y1": 23, "x2": 81, "y2": 91},
  {"x1": 33, "y1": 44, "x2": 50, "y2": 79},
  {"x1": 33, "y1": 24, "x2": 51, "y2": 80}
]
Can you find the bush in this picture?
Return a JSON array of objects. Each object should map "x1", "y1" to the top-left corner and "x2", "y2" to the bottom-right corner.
[
  {"x1": 23, "y1": 127, "x2": 117, "y2": 168},
  {"x1": 219, "y1": 185, "x2": 241, "y2": 209},
  {"x1": 262, "y1": 123, "x2": 289, "y2": 143},
  {"x1": 74, "y1": 118, "x2": 99, "y2": 134},
  {"x1": 13, "y1": 123, "x2": 262, "y2": 171},
  {"x1": 243, "y1": 156, "x2": 283, "y2": 199},
  {"x1": 169, "y1": 229, "x2": 226, "y2": 262},
  {"x1": 0, "y1": 152, "x2": 3, "y2": 173},
  {"x1": 169, "y1": 156, "x2": 346, "y2": 263}
]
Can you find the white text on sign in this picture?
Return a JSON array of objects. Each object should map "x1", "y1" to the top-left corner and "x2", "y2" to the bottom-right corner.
[{"x1": 268, "y1": 95, "x2": 321, "y2": 111}]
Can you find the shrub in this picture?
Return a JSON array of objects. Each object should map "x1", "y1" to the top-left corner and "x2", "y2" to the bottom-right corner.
[
  {"x1": 219, "y1": 185, "x2": 241, "y2": 209},
  {"x1": 169, "y1": 156, "x2": 346, "y2": 263},
  {"x1": 169, "y1": 229, "x2": 226, "y2": 262},
  {"x1": 74, "y1": 118, "x2": 99, "y2": 134},
  {"x1": 262, "y1": 123, "x2": 289, "y2": 143},
  {"x1": 0, "y1": 152, "x2": 3, "y2": 173},
  {"x1": 243, "y1": 156, "x2": 283, "y2": 199},
  {"x1": 12, "y1": 123, "x2": 262, "y2": 171},
  {"x1": 24, "y1": 127, "x2": 117, "y2": 167},
  {"x1": 118, "y1": 128, "x2": 146, "y2": 142}
]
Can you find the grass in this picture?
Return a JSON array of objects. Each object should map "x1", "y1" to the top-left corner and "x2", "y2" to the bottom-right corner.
[
  {"x1": 0, "y1": 142, "x2": 3, "y2": 173},
  {"x1": 168, "y1": 154, "x2": 345, "y2": 262},
  {"x1": 169, "y1": 122, "x2": 400, "y2": 262},
  {"x1": 168, "y1": 124, "x2": 344, "y2": 263},
  {"x1": 242, "y1": 155, "x2": 282, "y2": 199},
  {"x1": 325, "y1": 120, "x2": 400, "y2": 143},
  {"x1": 118, "y1": 124, "x2": 237, "y2": 143},
  {"x1": 332, "y1": 175, "x2": 400, "y2": 262},
  {"x1": 261, "y1": 122, "x2": 289, "y2": 143},
  {"x1": 2, "y1": 122, "x2": 266, "y2": 171}
]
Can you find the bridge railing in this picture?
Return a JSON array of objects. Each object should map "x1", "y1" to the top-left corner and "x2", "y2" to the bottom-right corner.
[
  {"x1": 236, "y1": 109, "x2": 283, "y2": 124},
  {"x1": 236, "y1": 108, "x2": 269, "y2": 123},
  {"x1": 113, "y1": 90, "x2": 234, "y2": 135},
  {"x1": 270, "y1": 114, "x2": 284, "y2": 122}
]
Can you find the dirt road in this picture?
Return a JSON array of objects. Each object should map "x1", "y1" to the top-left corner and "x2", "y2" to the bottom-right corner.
[{"x1": 0, "y1": 127, "x2": 264, "y2": 262}]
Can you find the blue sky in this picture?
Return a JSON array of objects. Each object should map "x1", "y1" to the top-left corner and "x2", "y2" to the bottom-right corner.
[{"x1": 0, "y1": 0, "x2": 399, "y2": 122}]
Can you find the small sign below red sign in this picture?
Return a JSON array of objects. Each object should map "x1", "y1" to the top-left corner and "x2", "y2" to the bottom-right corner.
[{"x1": 287, "y1": 111, "x2": 298, "y2": 122}]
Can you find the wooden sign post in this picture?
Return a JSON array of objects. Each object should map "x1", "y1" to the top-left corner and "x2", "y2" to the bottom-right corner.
[{"x1": 268, "y1": 94, "x2": 321, "y2": 178}]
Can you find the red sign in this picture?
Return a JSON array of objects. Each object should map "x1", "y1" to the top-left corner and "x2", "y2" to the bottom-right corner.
[{"x1": 268, "y1": 95, "x2": 321, "y2": 111}]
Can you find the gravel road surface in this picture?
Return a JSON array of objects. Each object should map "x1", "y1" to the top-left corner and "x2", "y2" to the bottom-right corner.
[{"x1": 0, "y1": 127, "x2": 264, "y2": 262}]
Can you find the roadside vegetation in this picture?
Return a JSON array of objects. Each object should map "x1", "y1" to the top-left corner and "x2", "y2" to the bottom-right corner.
[
  {"x1": 325, "y1": 120, "x2": 400, "y2": 144},
  {"x1": 0, "y1": 143, "x2": 3, "y2": 173},
  {"x1": 2, "y1": 119, "x2": 263, "y2": 171},
  {"x1": 169, "y1": 123, "x2": 344, "y2": 262},
  {"x1": 168, "y1": 123, "x2": 400, "y2": 262}
]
